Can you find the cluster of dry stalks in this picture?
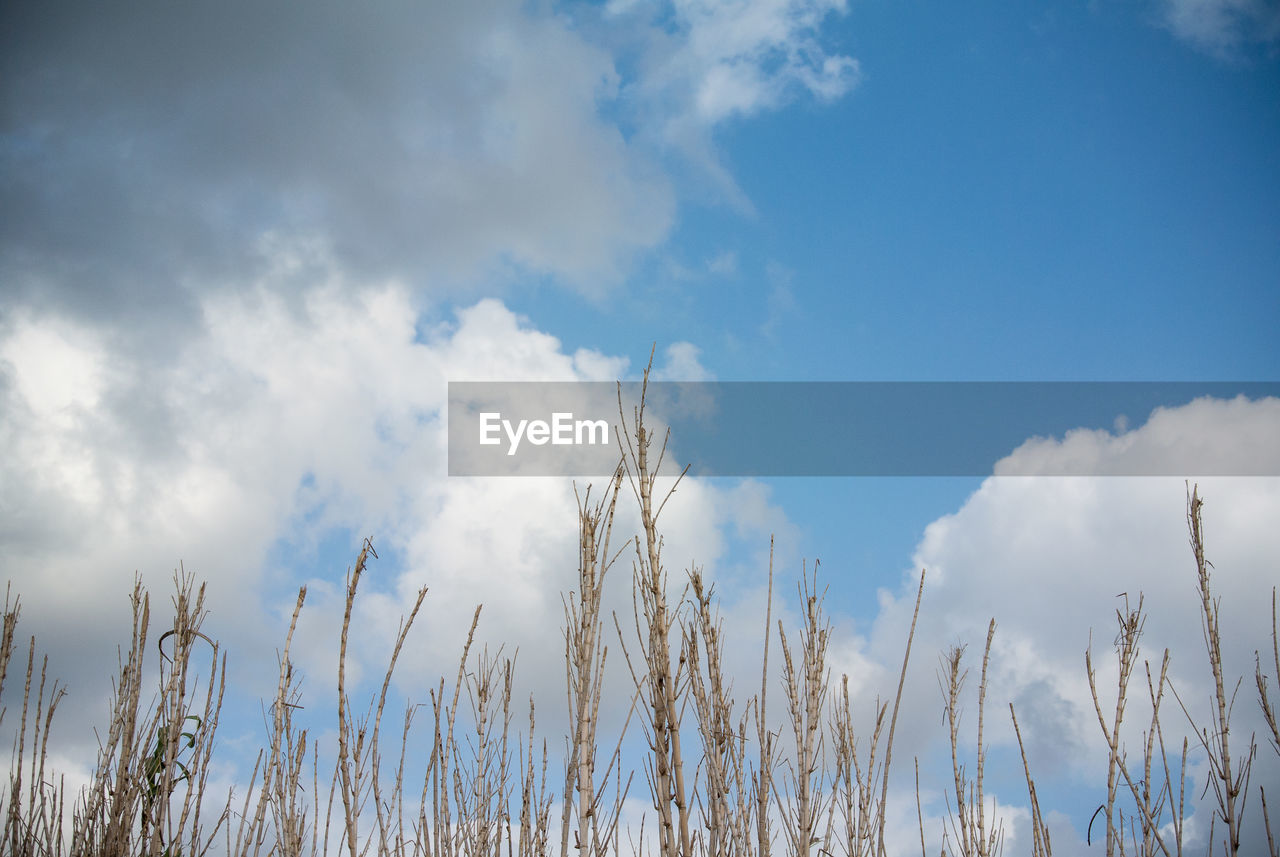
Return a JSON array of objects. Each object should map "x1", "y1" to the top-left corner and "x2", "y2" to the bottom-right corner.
[
  {"x1": 3, "y1": 374, "x2": 1279, "y2": 857},
  {"x1": 1080, "y1": 487, "x2": 1278, "y2": 857},
  {"x1": 2, "y1": 575, "x2": 226, "y2": 857}
]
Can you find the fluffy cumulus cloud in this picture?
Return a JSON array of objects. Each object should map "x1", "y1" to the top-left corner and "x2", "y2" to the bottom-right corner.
[
  {"x1": 0, "y1": 281, "x2": 788, "y2": 777},
  {"x1": 4, "y1": 280, "x2": 1277, "y2": 850},
  {"x1": 995, "y1": 395, "x2": 1280, "y2": 476},
  {"x1": 851, "y1": 398, "x2": 1280, "y2": 854}
]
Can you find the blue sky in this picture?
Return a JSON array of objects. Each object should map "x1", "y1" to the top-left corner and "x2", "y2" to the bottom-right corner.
[
  {"x1": 518, "y1": 2, "x2": 1279, "y2": 383},
  {"x1": 2, "y1": 1, "x2": 1279, "y2": 854}
]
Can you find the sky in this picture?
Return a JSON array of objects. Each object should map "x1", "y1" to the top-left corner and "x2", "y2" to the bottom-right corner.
[{"x1": 2, "y1": 0, "x2": 1280, "y2": 855}]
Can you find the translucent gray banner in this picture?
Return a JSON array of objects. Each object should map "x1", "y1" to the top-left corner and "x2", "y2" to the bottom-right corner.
[{"x1": 447, "y1": 382, "x2": 1280, "y2": 477}]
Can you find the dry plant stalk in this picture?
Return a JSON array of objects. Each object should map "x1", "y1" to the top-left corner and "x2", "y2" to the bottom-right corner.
[
  {"x1": 753, "y1": 545, "x2": 777, "y2": 857},
  {"x1": 937, "y1": 618, "x2": 1002, "y2": 857},
  {"x1": 12, "y1": 396, "x2": 1280, "y2": 857},
  {"x1": 823, "y1": 570, "x2": 926, "y2": 857},
  {"x1": 331, "y1": 538, "x2": 430, "y2": 857},
  {"x1": 1086, "y1": 591, "x2": 1184, "y2": 857},
  {"x1": 1176, "y1": 486, "x2": 1255, "y2": 857},
  {"x1": 518, "y1": 697, "x2": 554, "y2": 857},
  {"x1": 831, "y1": 672, "x2": 888, "y2": 857},
  {"x1": 1086, "y1": 592, "x2": 1143, "y2": 857},
  {"x1": 50, "y1": 571, "x2": 231, "y2": 857},
  {"x1": 1141, "y1": 650, "x2": 1186, "y2": 857},
  {"x1": 1256, "y1": 588, "x2": 1279, "y2": 857},
  {"x1": 684, "y1": 567, "x2": 753, "y2": 857},
  {"x1": 152, "y1": 574, "x2": 229, "y2": 857},
  {"x1": 456, "y1": 647, "x2": 515, "y2": 857},
  {"x1": 616, "y1": 360, "x2": 693, "y2": 857},
  {"x1": 878, "y1": 570, "x2": 925, "y2": 857},
  {"x1": 66, "y1": 579, "x2": 151, "y2": 855},
  {"x1": 1083, "y1": 485, "x2": 1269, "y2": 857},
  {"x1": 233, "y1": 585, "x2": 313, "y2": 857},
  {"x1": 562, "y1": 467, "x2": 631, "y2": 857},
  {"x1": 0, "y1": 586, "x2": 20, "y2": 727},
  {"x1": 1009, "y1": 704, "x2": 1051, "y2": 857},
  {"x1": 3, "y1": 586, "x2": 68, "y2": 857},
  {"x1": 776, "y1": 568, "x2": 832, "y2": 857}
]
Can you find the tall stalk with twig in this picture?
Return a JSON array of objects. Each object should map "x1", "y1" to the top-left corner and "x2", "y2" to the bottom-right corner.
[
  {"x1": 1255, "y1": 588, "x2": 1279, "y2": 857},
  {"x1": 562, "y1": 468, "x2": 630, "y2": 857},
  {"x1": 615, "y1": 360, "x2": 693, "y2": 857},
  {"x1": 938, "y1": 618, "x2": 1002, "y2": 857},
  {"x1": 776, "y1": 568, "x2": 832, "y2": 857},
  {"x1": 1181, "y1": 487, "x2": 1255, "y2": 857}
]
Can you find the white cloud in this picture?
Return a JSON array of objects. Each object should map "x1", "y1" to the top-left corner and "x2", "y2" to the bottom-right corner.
[
  {"x1": 604, "y1": 0, "x2": 860, "y2": 203},
  {"x1": 706, "y1": 250, "x2": 739, "y2": 276},
  {"x1": 0, "y1": 289, "x2": 524, "y2": 746},
  {"x1": 1159, "y1": 0, "x2": 1280, "y2": 55},
  {"x1": 651, "y1": 341, "x2": 714, "y2": 380},
  {"x1": 670, "y1": 0, "x2": 860, "y2": 124},
  {"x1": 5, "y1": 294, "x2": 1277, "y2": 852},
  {"x1": 860, "y1": 397, "x2": 1280, "y2": 852},
  {"x1": 0, "y1": 323, "x2": 106, "y2": 421},
  {"x1": 0, "y1": 287, "x2": 798, "y2": 808},
  {"x1": 996, "y1": 395, "x2": 1280, "y2": 476}
]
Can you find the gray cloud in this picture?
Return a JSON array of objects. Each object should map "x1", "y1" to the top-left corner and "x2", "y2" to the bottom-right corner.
[
  {"x1": 1, "y1": 0, "x2": 675, "y2": 333},
  {"x1": 2, "y1": 0, "x2": 865, "y2": 342}
]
